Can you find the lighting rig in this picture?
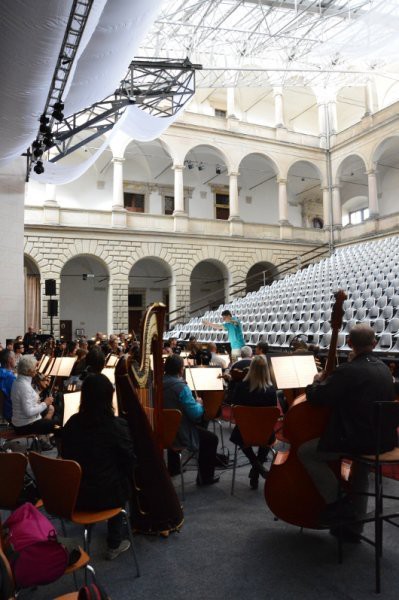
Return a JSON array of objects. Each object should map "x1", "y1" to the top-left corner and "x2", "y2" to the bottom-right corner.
[{"x1": 27, "y1": 10, "x2": 201, "y2": 178}]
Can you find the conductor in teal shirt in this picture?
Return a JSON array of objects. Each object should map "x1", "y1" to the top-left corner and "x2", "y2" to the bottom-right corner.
[{"x1": 203, "y1": 310, "x2": 245, "y2": 361}]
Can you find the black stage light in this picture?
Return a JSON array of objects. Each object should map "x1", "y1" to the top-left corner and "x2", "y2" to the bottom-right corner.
[
  {"x1": 39, "y1": 124, "x2": 51, "y2": 135},
  {"x1": 52, "y1": 101, "x2": 64, "y2": 122},
  {"x1": 216, "y1": 165, "x2": 221, "y2": 175},
  {"x1": 33, "y1": 161, "x2": 44, "y2": 175},
  {"x1": 33, "y1": 146, "x2": 43, "y2": 159},
  {"x1": 187, "y1": 160, "x2": 194, "y2": 169},
  {"x1": 39, "y1": 114, "x2": 49, "y2": 125},
  {"x1": 43, "y1": 134, "x2": 54, "y2": 150},
  {"x1": 198, "y1": 162, "x2": 204, "y2": 171}
]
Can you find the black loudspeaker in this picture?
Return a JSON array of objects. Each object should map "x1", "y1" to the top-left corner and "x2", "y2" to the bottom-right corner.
[
  {"x1": 45, "y1": 279, "x2": 56, "y2": 296},
  {"x1": 48, "y1": 299, "x2": 58, "y2": 317}
]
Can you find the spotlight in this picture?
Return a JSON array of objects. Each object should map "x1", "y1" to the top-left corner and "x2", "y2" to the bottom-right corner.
[
  {"x1": 301, "y1": 177, "x2": 305, "y2": 182},
  {"x1": 33, "y1": 161, "x2": 44, "y2": 175},
  {"x1": 198, "y1": 162, "x2": 205, "y2": 171},
  {"x1": 216, "y1": 165, "x2": 221, "y2": 175},
  {"x1": 32, "y1": 140, "x2": 43, "y2": 159},
  {"x1": 40, "y1": 123, "x2": 51, "y2": 135},
  {"x1": 82, "y1": 274, "x2": 87, "y2": 281},
  {"x1": 187, "y1": 160, "x2": 194, "y2": 170},
  {"x1": 39, "y1": 114, "x2": 49, "y2": 125},
  {"x1": 42, "y1": 134, "x2": 54, "y2": 150},
  {"x1": 52, "y1": 101, "x2": 64, "y2": 122}
]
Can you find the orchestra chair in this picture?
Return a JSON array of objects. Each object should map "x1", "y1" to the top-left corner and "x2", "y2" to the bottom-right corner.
[
  {"x1": 339, "y1": 401, "x2": 399, "y2": 594},
  {"x1": 230, "y1": 406, "x2": 280, "y2": 495},
  {"x1": 0, "y1": 452, "x2": 27, "y2": 511},
  {"x1": 28, "y1": 452, "x2": 140, "y2": 578},
  {"x1": 161, "y1": 409, "x2": 185, "y2": 500},
  {"x1": 0, "y1": 391, "x2": 40, "y2": 453},
  {"x1": 202, "y1": 390, "x2": 226, "y2": 453},
  {"x1": 0, "y1": 517, "x2": 94, "y2": 598}
]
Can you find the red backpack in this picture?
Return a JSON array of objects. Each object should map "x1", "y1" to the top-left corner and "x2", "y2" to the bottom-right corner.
[{"x1": 3, "y1": 503, "x2": 69, "y2": 588}]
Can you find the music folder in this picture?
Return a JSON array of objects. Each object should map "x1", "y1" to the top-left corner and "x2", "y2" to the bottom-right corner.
[
  {"x1": 184, "y1": 367, "x2": 224, "y2": 391},
  {"x1": 48, "y1": 357, "x2": 77, "y2": 378},
  {"x1": 268, "y1": 353, "x2": 317, "y2": 389}
]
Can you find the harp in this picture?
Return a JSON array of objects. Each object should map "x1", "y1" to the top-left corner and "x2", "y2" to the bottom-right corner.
[{"x1": 115, "y1": 303, "x2": 184, "y2": 536}]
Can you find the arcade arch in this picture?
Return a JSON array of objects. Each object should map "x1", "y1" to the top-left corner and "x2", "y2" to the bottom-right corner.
[
  {"x1": 60, "y1": 255, "x2": 109, "y2": 340},
  {"x1": 24, "y1": 255, "x2": 41, "y2": 332},
  {"x1": 237, "y1": 153, "x2": 278, "y2": 224},
  {"x1": 246, "y1": 262, "x2": 277, "y2": 294},
  {"x1": 128, "y1": 258, "x2": 172, "y2": 333},
  {"x1": 190, "y1": 260, "x2": 230, "y2": 315},
  {"x1": 336, "y1": 86, "x2": 365, "y2": 131},
  {"x1": 287, "y1": 161, "x2": 323, "y2": 227},
  {"x1": 284, "y1": 87, "x2": 319, "y2": 136},
  {"x1": 336, "y1": 155, "x2": 368, "y2": 226},
  {"x1": 373, "y1": 136, "x2": 399, "y2": 218}
]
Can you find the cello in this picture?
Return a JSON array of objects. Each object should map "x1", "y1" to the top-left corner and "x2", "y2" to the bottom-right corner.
[
  {"x1": 265, "y1": 290, "x2": 347, "y2": 528},
  {"x1": 115, "y1": 303, "x2": 184, "y2": 536}
]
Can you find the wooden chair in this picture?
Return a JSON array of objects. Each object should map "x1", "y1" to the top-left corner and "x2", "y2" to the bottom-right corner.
[
  {"x1": 339, "y1": 401, "x2": 399, "y2": 593},
  {"x1": 161, "y1": 409, "x2": 185, "y2": 499},
  {"x1": 230, "y1": 405, "x2": 280, "y2": 495},
  {"x1": 28, "y1": 452, "x2": 140, "y2": 577},
  {"x1": 0, "y1": 452, "x2": 27, "y2": 510},
  {"x1": 202, "y1": 390, "x2": 226, "y2": 453}
]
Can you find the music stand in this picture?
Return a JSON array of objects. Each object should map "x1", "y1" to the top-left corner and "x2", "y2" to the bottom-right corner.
[{"x1": 185, "y1": 367, "x2": 224, "y2": 391}]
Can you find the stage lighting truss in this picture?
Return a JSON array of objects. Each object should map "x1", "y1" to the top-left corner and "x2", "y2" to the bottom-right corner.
[{"x1": 28, "y1": 57, "x2": 201, "y2": 173}]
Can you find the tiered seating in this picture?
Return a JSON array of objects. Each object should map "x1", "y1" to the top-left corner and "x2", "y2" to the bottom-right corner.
[{"x1": 167, "y1": 236, "x2": 399, "y2": 355}]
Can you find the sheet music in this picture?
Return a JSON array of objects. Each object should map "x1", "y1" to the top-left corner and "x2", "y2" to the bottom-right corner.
[
  {"x1": 63, "y1": 390, "x2": 118, "y2": 425},
  {"x1": 48, "y1": 357, "x2": 62, "y2": 377},
  {"x1": 102, "y1": 367, "x2": 115, "y2": 385},
  {"x1": 38, "y1": 355, "x2": 50, "y2": 374},
  {"x1": 269, "y1": 355, "x2": 317, "y2": 389},
  {"x1": 57, "y1": 357, "x2": 77, "y2": 377},
  {"x1": 185, "y1": 367, "x2": 224, "y2": 391},
  {"x1": 106, "y1": 355, "x2": 119, "y2": 367}
]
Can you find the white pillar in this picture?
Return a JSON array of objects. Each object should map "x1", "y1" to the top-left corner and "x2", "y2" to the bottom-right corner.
[
  {"x1": 332, "y1": 185, "x2": 342, "y2": 226},
  {"x1": 277, "y1": 178, "x2": 288, "y2": 223},
  {"x1": 367, "y1": 170, "x2": 379, "y2": 217},
  {"x1": 227, "y1": 87, "x2": 236, "y2": 118},
  {"x1": 364, "y1": 81, "x2": 374, "y2": 116},
  {"x1": 322, "y1": 187, "x2": 331, "y2": 228},
  {"x1": 273, "y1": 87, "x2": 285, "y2": 128},
  {"x1": 173, "y1": 164, "x2": 185, "y2": 214},
  {"x1": 318, "y1": 103, "x2": 327, "y2": 147},
  {"x1": 328, "y1": 100, "x2": 337, "y2": 135},
  {"x1": 229, "y1": 171, "x2": 240, "y2": 219},
  {"x1": 112, "y1": 157, "x2": 125, "y2": 209}
]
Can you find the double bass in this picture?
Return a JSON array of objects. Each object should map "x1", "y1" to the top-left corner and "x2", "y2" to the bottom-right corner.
[
  {"x1": 115, "y1": 303, "x2": 184, "y2": 536},
  {"x1": 265, "y1": 290, "x2": 347, "y2": 528}
]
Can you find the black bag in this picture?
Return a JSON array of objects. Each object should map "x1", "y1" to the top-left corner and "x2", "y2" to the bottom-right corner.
[{"x1": 17, "y1": 473, "x2": 41, "y2": 506}]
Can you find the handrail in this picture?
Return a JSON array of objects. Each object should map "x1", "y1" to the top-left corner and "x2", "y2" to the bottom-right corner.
[{"x1": 168, "y1": 241, "x2": 331, "y2": 327}]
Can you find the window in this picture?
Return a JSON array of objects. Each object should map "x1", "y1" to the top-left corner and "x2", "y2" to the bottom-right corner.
[
  {"x1": 215, "y1": 192, "x2": 230, "y2": 220},
  {"x1": 124, "y1": 192, "x2": 145, "y2": 213},
  {"x1": 215, "y1": 108, "x2": 226, "y2": 118},
  {"x1": 342, "y1": 207, "x2": 369, "y2": 226},
  {"x1": 164, "y1": 195, "x2": 174, "y2": 215}
]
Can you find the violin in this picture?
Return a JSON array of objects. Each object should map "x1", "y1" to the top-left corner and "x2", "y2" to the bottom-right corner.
[
  {"x1": 264, "y1": 290, "x2": 346, "y2": 529},
  {"x1": 33, "y1": 372, "x2": 51, "y2": 391}
]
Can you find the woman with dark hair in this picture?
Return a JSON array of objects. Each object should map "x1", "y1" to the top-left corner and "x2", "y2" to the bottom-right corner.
[
  {"x1": 230, "y1": 355, "x2": 277, "y2": 489},
  {"x1": 61, "y1": 373, "x2": 135, "y2": 560}
]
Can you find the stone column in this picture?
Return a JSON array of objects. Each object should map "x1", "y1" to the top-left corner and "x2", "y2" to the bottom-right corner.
[
  {"x1": 173, "y1": 164, "x2": 185, "y2": 214},
  {"x1": 332, "y1": 185, "x2": 342, "y2": 226},
  {"x1": 364, "y1": 81, "x2": 374, "y2": 116},
  {"x1": 322, "y1": 187, "x2": 331, "y2": 228},
  {"x1": 229, "y1": 171, "x2": 240, "y2": 219},
  {"x1": 112, "y1": 157, "x2": 124, "y2": 209},
  {"x1": 318, "y1": 103, "x2": 327, "y2": 148},
  {"x1": 227, "y1": 87, "x2": 236, "y2": 118},
  {"x1": 277, "y1": 178, "x2": 289, "y2": 224},
  {"x1": 112, "y1": 157, "x2": 127, "y2": 227},
  {"x1": 43, "y1": 183, "x2": 60, "y2": 224},
  {"x1": 273, "y1": 87, "x2": 285, "y2": 128},
  {"x1": 367, "y1": 170, "x2": 379, "y2": 217},
  {"x1": 328, "y1": 100, "x2": 338, "y2": 135}
]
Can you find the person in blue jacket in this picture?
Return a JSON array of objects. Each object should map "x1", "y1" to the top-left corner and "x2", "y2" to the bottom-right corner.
[
  {"x1": 163, "y1": 354, "x2": 219, "y2": 485},
  {"x1": 0, "y1": 349, "x2": 16, "y2": 422}
]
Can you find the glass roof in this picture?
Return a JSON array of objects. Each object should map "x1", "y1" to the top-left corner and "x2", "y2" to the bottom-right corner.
[{"x1": 138, "y1": 0, "x2": 399, "y2": 88}]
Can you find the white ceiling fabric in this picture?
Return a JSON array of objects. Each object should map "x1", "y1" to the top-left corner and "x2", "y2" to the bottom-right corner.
[
  {"x1": 31, "y1": 104, "x2": 179, "y2": 184},
  {"x1": 0, "y1": 0, "x2": 165, "y2": 171}
]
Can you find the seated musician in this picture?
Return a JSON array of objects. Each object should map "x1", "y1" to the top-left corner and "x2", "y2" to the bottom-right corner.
[
  {"x1": 255, "y1": 341, "x2": 269, "y2": 357},
  {"x1": 11, "y1": 355, "x2": 57, "y2": 437},
  {"x1": 230, "y1": 355, "x2": 277, "y2": 489},
  {"x1": 62, "y1": 373, "x2": 135, "y2": 560},
  {"x1": 208, "y1": 342, "x2": 226, "y2": 368},
  {"x1": 0, "y1": 349, "x2": 16, "y2": 422},
  {"x1": 223, "y1": 345, "x2": 253, "y2": 404},
  {"x1": 298, "y1": 324, "x2": 397, "y2": 541},
  {"x1": 163, "y1": 354, "x2": 219, "y2": 485}
]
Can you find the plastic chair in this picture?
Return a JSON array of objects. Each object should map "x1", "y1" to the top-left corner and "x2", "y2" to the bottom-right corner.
[
  {"x1": 29, "y1": 452, "x2": 140, "y2": 577},
  {"x1": 230, "y1": 406, "x2": 280, "y2": 495}
]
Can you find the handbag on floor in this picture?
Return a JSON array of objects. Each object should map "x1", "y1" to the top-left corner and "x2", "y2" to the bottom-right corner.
[{"x1": 78, "y1": 583, "x2": 111, "y2": 599}]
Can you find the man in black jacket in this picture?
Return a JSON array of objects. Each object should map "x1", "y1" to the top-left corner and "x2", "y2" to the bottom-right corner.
[{"x1": 298, "y1": 324, "x2": 397, "y2": 537}]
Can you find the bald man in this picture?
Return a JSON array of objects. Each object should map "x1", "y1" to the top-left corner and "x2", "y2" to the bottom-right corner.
[{"x1": 298, "y1": 324, "x2": 396, "y2": 538}]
